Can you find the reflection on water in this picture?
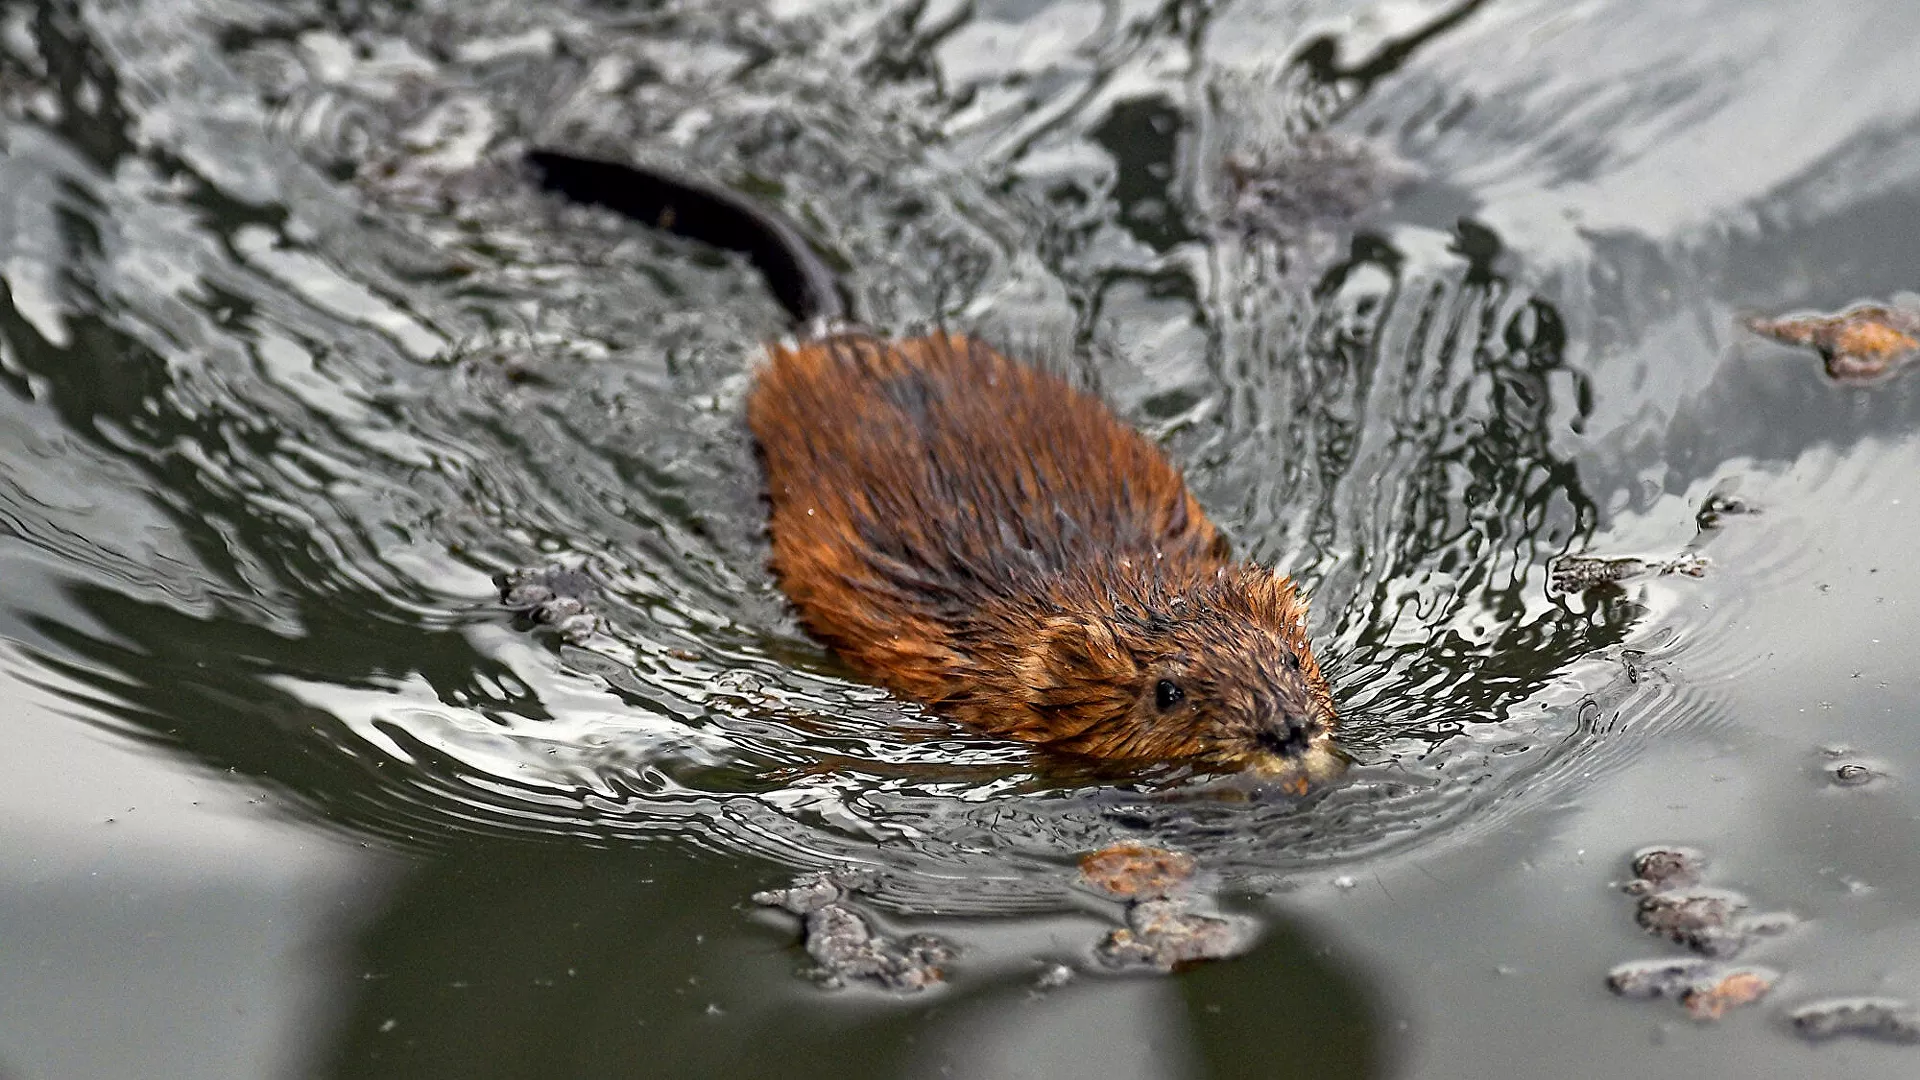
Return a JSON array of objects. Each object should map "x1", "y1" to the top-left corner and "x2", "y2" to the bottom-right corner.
[
  {"x1": 0, "y1": 0, "x2": 1643, "y2": 907},
  {"x1": 299, "y1": 841, "x2": 1381, "y2": 1080},
  {"x1": 0, "y1": 0, "x2": 1635, "y2": 908},
  {"x1": 9, "y1": 0, "x2": 1920, "y2": 1075}
]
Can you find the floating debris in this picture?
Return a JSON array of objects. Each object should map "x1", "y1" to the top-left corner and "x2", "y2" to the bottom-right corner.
[
  {"x1": 1683, "y1": 968, "x2": 1778, "y2": 1020},
  {"x1": 1078, "y1": 843, "x2": 1197, "y2": 900},
  {"x1": 1095, "y1": 897, "x2": 1252, "y2": 972},
  {"x1": 798, "y1": 904, "x2": 956, "y2": 993},
  {"x1": 1829, "y1": 761, "x2": 1878, "y2": 787},
  {"x1": 751, "y1": 871, "x2": 848, "y2": 916},
  {"x1": 1626, "y1": 846, "x2": 1706, "y2": 893},
  {"x1": 1635, "y1": 888, "x2": 1751, "y2": 957},
  {"x1": 1220, "y1": 135, "x2": 1402, "y2": 246},
  {"x1": 1788, "y1": 997, "x2": 1920, "y2": 1043},
  {"x1": 498, "y1": 565, "x2": 600, "y2": 643},
  {"x1": 1076, "y1": 842, "x2": 1250, "y2": 971},
  {"x1": 1548, "y1": 553, "x2": 1708, "y2": 597},
  {"x1": 1605, "y1": 845, "x2": 1797, "y2": 1022},
  {"x1": 1607, "y1": 957, "x2": 1718, "y2": 999},
  {"x1": 1695, "y1": 490, "x2": 1759, "y2": 532},
  {"x1": 1033, "y1": 963, "x2": 1075, "y2": 991},
  {"x1": 1625, "y1": 874, "x2": 1794, "y2": 959},
  {"x1": 1745, "y1": 303, "x2": 1920, "y2": 382},
  {"x1": 1607, "y1": 958, "x2": 1777, "y2": 1021},
  {"x1": 752, "y1": 871, "x2": 956, "y2": 993}
]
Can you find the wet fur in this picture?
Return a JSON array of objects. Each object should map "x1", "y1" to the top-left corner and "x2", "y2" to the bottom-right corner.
[
  {"x1": 750, "y1": 332, "x2": 1338, "y2": 772},
  {"x1": 528, "y1": 150, "x2": 1341, "y2": 780}
]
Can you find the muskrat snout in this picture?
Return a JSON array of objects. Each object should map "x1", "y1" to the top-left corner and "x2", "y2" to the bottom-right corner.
[
  {"x1": 1254, "y1": 717, "x2": 1319, "y2": 758},
  {"x1": 1248, "y1": 734, "x2": 1348, "y2": 792},
  {"x1": 1234, "y1": 675, "x2": 1345, "y2": 788}
]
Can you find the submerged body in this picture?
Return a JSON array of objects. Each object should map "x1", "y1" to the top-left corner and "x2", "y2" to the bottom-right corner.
[{"x1": 530, "y1": 151, "x2": 1342, "y2": 784}]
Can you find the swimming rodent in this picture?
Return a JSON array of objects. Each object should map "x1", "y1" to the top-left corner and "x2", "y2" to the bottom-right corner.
[{"x1": 528, "y1": 150, "x2": 1342, "y2": 787}]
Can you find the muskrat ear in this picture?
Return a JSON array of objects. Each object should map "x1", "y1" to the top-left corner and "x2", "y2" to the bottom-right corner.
[
  {"x1": 1039, "y1": 617, "x2": 1129, "y2": 679},
  {"x1": 1017, "y1": 617, "x2": 1143, "y2": 726}
]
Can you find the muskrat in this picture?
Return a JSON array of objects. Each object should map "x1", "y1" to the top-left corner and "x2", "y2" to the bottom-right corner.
[{"x1": 528, "y1": 151, "x2": 1342, "y2": 787}]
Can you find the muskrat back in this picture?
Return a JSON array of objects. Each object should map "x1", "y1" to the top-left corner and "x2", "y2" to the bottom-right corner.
[
  {"x1": 530, "y1": 151, "x2": 1341, "y2": 785},
  {"x1": 751, "y1": 333, "x2": 1338, "y2": 780}
]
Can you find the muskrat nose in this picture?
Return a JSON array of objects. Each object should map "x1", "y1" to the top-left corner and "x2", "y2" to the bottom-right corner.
[{"x1": 1254, "y1": 720, "x2": 1316, "y2": 758}]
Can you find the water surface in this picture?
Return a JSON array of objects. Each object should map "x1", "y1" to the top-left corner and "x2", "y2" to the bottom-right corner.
[{"x1": 4, "y1": 0, "x2": 1920, "y2": 1076}]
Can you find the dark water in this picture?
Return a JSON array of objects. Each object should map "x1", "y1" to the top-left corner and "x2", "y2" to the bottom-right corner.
[{"x1": 4, "y1": 0, "x2": 1920, "y2": 1075}]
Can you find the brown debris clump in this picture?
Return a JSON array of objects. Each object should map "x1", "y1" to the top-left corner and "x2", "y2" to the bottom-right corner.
[
  {"x1": 1621, "y1": 848, "x2": 1794, "y2": 957},
  {"x1": 1077, "y1": 843, "x2": 1252, "y2": 972},
  {"x1": 1078, "y1": 843, "x2": 1198, "y2": 900},
  {"x1": 1635, "y1": 887, "x2": 1751, "y2": 957},
  {"x1": 1682, "y1": 968, "x2": 1778, "y2": 1020},
  {"x1": 1628, "y1": 846, "x2": 1705, "y2": 892},
  {"x1": 1095, "y1": 897, "x2": 1251, "y2": 973},
  {"x1": 1605, "y1": 959, "x2": 1777, "y2": 1020},
  {"x1": 1605, "y1": 845, "x2": 1795, "y2": 1022},
  {"x1": 752, "y1": 871, "x2": 956, "y2": 993},
  {"x1": 1745, "y1": 304, "x2": 1920, "y2": 381}
]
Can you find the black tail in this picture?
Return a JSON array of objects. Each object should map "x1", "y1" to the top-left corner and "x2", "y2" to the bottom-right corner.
[{"x1": 526, "y1": 150, "x2": 847, "y2": 327}]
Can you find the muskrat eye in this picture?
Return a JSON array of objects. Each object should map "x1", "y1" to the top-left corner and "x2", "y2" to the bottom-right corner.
[{"x1": 1154, "y1": 678, "x2": 1184, "y2": 710}]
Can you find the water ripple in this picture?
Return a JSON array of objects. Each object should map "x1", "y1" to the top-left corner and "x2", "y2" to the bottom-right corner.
[{"x1": 4, "y1": 0, "x2": 1912, "y2": 918}]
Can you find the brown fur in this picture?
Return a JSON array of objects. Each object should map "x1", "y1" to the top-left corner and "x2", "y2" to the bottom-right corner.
[{"x1": 748, "y1": 332, "x2": 1341, "y2": 783}]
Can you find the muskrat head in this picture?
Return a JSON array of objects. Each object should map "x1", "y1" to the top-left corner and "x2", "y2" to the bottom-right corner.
[{"x1": 1016, "y1": 564, "x2": 1343, "y2": 789}]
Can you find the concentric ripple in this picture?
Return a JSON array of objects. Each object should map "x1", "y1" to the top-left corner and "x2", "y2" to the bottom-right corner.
[{"x1": 3, "y1": 0, "x2": 1905, "y2": 919}]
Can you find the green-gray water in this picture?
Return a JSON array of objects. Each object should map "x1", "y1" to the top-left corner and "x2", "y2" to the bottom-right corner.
[{"x1": 4, "y1": 0, "x2": 1920, "y2": 1076}]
